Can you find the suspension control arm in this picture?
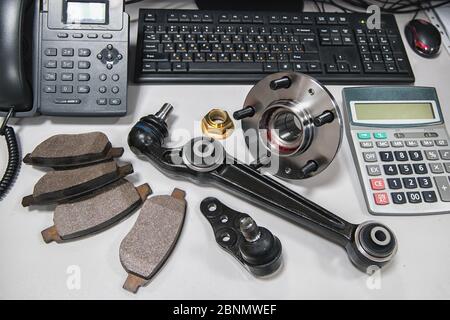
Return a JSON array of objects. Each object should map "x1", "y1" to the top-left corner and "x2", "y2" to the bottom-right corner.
[{"x1": 128, "y1": 104, "x2": 398, "y2": 272}]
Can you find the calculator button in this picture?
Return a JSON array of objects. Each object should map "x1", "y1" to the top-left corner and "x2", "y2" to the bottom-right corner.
[
  {"x1": 408, "y1": 150, "x2": 423, "y2": 161},
  {"x1": 398, "y1": 164, "x2": 413, "y2": 175},
  {"x1": 421, "y1": 140, "x2": 434, "y2": 147},
  {"x1": 407, "y1": 192, "x2": 422, "y2": 203},
  {"x1": 373, "y1": 132, "x2": 387, "y2": 139},
  {"x1": 422, "y1": 191, "x2": 437, "y2": 203},
  {"x1": 445, "y1": 163, "x2": 450, "y2": 173},
  {"x1": 394, "y1": 151, "x2": 408, "y2": 161},
  {"x1": 435, "y1": 140, "x2": 448, "y2": 147},
  {"x1": 367, "y1": 165, "x2": 381, "y2": 176},
  {"x1": 402, "y1": 177, "x2": 417, "y2": 189},
  {"x1": 370, "y1": 178, "x2": 385, "y2": 190},
  {"x1": 357, "y1": 132, "x2": 371, "y2": 140},
  {"x1": 424, "y1": 132, "x2": 438, "y2": 138},
  {"x1": 363, "y1": 152, "x2": 377, "y2": 162},
  {"x1": 387, "y1": 178, "x2": 402, "y2": 189},
  {"x1": 405, "y1": 140, "x2": 419, "y2": 147},
  {"x1": 417, "y1": 177, "x2": 433, "y2": 188},
  {"x1": 434, "y1": 176, "x2": 450, "y2": 201},
  {"x1": 391, "y1": 141, "x2": 404, "y2": 148},
  {"x1": 379, "y1": 151, "x2": 393, "y2": 162},
  {"x1": 425, "y1": 150, "x2": 439, "y2": 161},
  {"x1": 383, "y1": 164, "x2": 398, "y2": 175},
  {"x1": 391, "y1": 192, "x2": 406, "y2": 204},
  {"x1": 373, "y1": 192, "x2": 389, "y2": 205},
  {"x1": 360, "y1": 141, "x2": 373, "y2": 148},
  {"x1": 439, "y1": 150, "x2": 450, "y2": 160},
  {"x1": 413, "y1": 163, "x2": 428, "y2": 174},
  {"x1": 430, "y1": 163, "x2": 445, "y2": 174},
  {"x1": 376, "y1": 141, "x2": 389, "y2": 148}
]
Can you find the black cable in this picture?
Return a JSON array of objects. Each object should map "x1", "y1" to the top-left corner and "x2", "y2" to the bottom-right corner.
[
  {"x1": 125, "y1": 0, "x2": 145, "y2": 5},
  {"x1": 0, "y1": 109, "x2": 20, "y2": 200}
]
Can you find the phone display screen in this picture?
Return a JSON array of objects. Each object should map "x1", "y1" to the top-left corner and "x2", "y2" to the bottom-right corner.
[{"x1": 65, "y1": 1, "x2": 108, "y2": 24}]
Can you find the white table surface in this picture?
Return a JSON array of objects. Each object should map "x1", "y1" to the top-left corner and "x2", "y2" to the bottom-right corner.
[{"x1": 1, "y1": 0, "x2": 450, "y2": 300}]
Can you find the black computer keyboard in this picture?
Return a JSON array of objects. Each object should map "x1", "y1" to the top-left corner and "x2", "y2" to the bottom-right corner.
[{"x1": 135, "y1": 9, "x2": 415, "y2": 84}]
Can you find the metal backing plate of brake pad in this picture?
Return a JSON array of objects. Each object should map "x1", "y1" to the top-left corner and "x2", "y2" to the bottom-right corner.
[
  {"x1": 23, "y1": 132, "x2": 124, "y2": 168},
  {"x1": 22, "y1": 160, "x2": 133, "y2": 207},
  {"x1": 119, "y1": 189, "x2": 187, "y2": 293},
  {"x1": 41, "y1": 179, "x2": 152, "y2": 243}
]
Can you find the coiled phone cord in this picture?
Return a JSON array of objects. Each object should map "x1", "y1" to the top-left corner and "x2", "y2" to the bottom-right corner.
[{"x1": 0, "y1": 109, "x2": 20, "y2": 200}]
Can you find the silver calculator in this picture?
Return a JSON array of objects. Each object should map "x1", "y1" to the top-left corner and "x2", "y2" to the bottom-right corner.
[{"x1": 343, "y1": 87, "x2": 450, "y2": 215}]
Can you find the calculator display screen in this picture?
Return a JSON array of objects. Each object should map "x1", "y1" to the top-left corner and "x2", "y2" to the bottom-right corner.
[
  {"x1": 354, "y1": 103, "x2": 435, "y2": 121},
  {"x1": 65, "y1": 1, "x2": 108, "y2": 25}
]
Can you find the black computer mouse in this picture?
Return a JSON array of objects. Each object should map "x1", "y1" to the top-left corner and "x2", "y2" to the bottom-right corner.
[{"x1": 405, "y1": 19, "x2": 441, "y2": 58}]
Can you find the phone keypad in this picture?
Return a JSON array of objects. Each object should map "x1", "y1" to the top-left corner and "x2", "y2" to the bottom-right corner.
[{"x1": 356, "y1": 130, "x2": 450, "y2": 212}]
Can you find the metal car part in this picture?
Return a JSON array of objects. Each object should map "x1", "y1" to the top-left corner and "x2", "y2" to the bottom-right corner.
[
  {"x1": 127, "y1": 104, "x2": 398, "y2": 272},
  {"x1": 234, "y1": 72, "x2": 342, "y2": 179},
  {"x1": 200, "y1": 197, "x2": 282, "y2": 277},
  {"x1": 201, "y1": 108, "x2": 235, "y2": 140}
]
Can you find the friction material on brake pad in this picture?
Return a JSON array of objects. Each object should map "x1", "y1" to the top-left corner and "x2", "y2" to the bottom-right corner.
[
  {"x1": 23, "y1": 132, "x2": 124, "y2": 168},
  {"x1": 22, "y1": 161, "x2": 133, "y2": 207},
  {"x1": 119, "y1": 189, "x2": 187, "y2": 293},
  {"x1": 41, "y1": 180, "x2": 152, "y2": 243}
]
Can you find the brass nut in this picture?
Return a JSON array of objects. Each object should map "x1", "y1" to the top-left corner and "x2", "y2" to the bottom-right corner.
[{"x1": 201, "y1": 109, "x2": 235, "y2": 140}]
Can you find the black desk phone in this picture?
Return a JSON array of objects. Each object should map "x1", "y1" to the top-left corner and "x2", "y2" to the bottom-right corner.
[{"x1": 0, "y1": 0, "x2": 129, "y2": 117}]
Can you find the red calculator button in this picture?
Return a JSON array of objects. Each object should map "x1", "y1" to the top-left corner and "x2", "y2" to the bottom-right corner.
[
  {"x1": 374, "y1": 192, "x2": 390, "y2": 205},
  {"x1": 370, "y1": 178, "x2": 385, "y2": 190}
]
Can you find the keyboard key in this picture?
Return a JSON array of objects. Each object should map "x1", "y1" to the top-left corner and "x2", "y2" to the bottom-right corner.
[
  {"x1": 379, "y1": 151, "x2": 393, "y2": 162},
  {"x1": 439, "y1": 150, "x2": 450, "y2": 160},
  {"x1": 430, "y1": 163, "x2": 445, "y2": 174},
  {"x1": 383, "y1": 164, "x2": 398, "y2": 175},
  {"x1": 370, "y1": 178, "x2": 385, "y2": 190},
  {"x1": 422, "y1": 191, "x2": 437, "y2": 203},
  {"x1": 374, "y1": 192, "x2": 389, "y2": 205},
  {"x1": 398, "y1": 164, "x2": 413, "y2": 175},
  {"x1": 434, "y1": 176, "x2": 450, "y2": 201},
  {"x1": 367, "y1": 165, "x2": 381, "y2": 176},
  {"x1": 402, "y1": 177, "x2": 417, "y2": 189},
  {"x1": 413, "y1": 163, "x2": 428, "y2": 174},
  {"x1": 189, "y1": 62, "x2": 263, "y2": 73},
  {"x1": 391, "y1": 192, "x2": 406, "y2": 204},
  {"x1": 418, "y1": 177, "x2": 432, "y2": 189},
  {"x1": 409, "y1": 150, "x2": 423, "y2": 161},
  {"x1": 363, "y1": 152, "x2": 377, "y2": 162},
  {"x1": 387, "y1": 178, "x2": 402, "y2": 189},
  {"x1": 406, "y1": 192, "x2": 422, "y2": 203}
]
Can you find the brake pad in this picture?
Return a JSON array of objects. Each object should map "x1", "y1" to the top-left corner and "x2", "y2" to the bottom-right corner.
[
  {"x1": 23, "y1": 132, "x2": 124, "y2": 168},
  {"x1": 120, "y1": 189, "x2": 187, "y2": 293},
  {"x1": 41, "y1": 180, "x2": 152, "y2": 243},
  {"x1": 22, "y1": 161, "x2": 133, "y2": 207}
]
